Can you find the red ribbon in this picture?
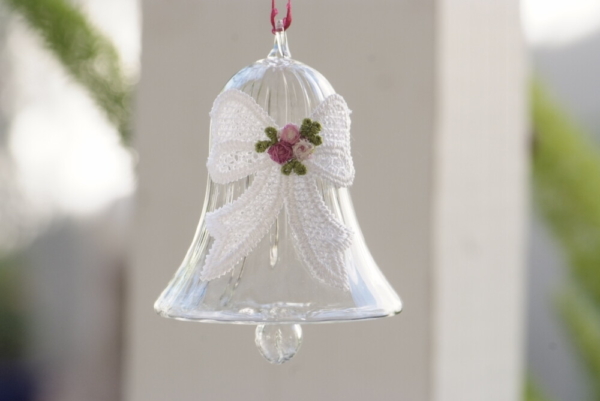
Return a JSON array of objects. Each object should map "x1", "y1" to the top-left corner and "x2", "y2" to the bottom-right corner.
[{"x1": 271, "y1": 0, "x2": 292, "y2": 34}]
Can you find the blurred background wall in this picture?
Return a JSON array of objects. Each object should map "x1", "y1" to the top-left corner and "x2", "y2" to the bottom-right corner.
[
  {"x1": 127, "y1": 1, "x2": 525, "y2": 401},
  {"x1": 0, "y1": 0, "x2": 598, "y2": 401}
]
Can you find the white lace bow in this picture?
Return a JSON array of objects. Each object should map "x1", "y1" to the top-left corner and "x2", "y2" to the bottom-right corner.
[{"x1": 203, "y1": 89, "x2": 355, "y2": 289}]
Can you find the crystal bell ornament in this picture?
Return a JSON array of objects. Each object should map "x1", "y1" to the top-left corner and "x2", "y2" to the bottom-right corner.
[{"x1": 155, "y1": 9, "x2": 402, "y2": 364}]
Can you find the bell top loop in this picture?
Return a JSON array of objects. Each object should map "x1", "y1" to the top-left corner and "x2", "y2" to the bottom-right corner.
[{"x1": 268, "y1": 22, "x2": 291, "y2": 59}]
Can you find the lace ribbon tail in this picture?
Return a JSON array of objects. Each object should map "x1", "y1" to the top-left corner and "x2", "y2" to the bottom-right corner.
[
  {"x1": 202, "y1": 167, "x2": 285, "y2": 281},
  {"x1": 285, "y1": 175, "x2": 352, "y2": 290}
]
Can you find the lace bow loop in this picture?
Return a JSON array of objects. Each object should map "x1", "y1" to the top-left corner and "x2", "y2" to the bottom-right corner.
[
  {"x1": 305, "y1": 94, "x2": 354, "y2": 187},
  {"x1": 203, "y1": 168, "x2": 284, "y2": 280},
  {"x1": 284, "y1": 175, "x2": 352, "y2": 289},
  {"x1": 207, "y1": 90, "x2": 277, "y2": 184}
]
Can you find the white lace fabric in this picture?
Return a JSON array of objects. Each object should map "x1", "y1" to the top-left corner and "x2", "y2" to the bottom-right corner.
[{"x1": 204, "y1": 89, "x2": 355, "y2": 290}]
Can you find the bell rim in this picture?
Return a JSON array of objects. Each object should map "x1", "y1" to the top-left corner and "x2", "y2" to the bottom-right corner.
[
  {"x1": 154, "y1": 303, "x2": 403, "y2": 325},
  {"x1": 156, "y1": 308, "x2": 402, "y2": 326}
]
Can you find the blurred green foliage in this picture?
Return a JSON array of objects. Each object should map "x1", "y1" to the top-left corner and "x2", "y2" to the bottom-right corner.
[
  {"x1": 3, "y1": 0, "x2": 133, "y2": 143},
  {"x1": 0, "y1": 256, "x2": 27, "y2": 360},
  {"x1": 533, "y1": 81, "x2": 600, "y2": 308},
  {"x1": 525, "y1": 377, "x2": 555, "y2": 401},
  {"x1": 558, "y1": 285, "x2": 600, "y2": 398},
  {"x1": 0, "y1": 0, "x2": 133, "y2": 361},
  {"x1": 532, "y1": 80, "x2": 600, "y2": 400}
]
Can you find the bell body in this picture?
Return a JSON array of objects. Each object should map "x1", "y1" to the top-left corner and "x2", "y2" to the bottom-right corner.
[{"x1": 155, "y1": 31, "x2": 402, "y2": 324}]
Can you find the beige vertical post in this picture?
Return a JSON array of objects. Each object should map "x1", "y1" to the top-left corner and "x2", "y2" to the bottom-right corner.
[
  {"x1": 126, "y1": 1, "x2": 526, "y2": 400},
  {"x1": 432, "y1": 1, "x2": 527, "y2": 400}
]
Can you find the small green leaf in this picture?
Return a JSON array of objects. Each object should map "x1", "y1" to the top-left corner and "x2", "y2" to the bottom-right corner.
[
  {"x1": 300, "y1": 118, "x2": 322, "y2": 140},
  {"x1": 312, "y1": 121, "x2": 322, "y2": 133},
  {"x1": 282, "y1": 161, "x2": 294, "y2": 175},
  {"x1": 300, "y1": 119, "x2": 313, "y2": 137},
  {"x1": 255, "y1": 141, "x2": 271, "y2": 153},
  {"x1": 265, "y1": 127, "x2": 278, "y2": 142},
  {"x1": 293, "y1": 162, "x2": 307, "y2": 175},
  {"x1": 308, "y1": 135, "x2": 323, "y2": 146}
]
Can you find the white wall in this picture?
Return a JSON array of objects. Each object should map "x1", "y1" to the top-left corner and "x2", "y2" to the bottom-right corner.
[{"x1": 126, "y1": 1, "x2": 525, "y2": 400}]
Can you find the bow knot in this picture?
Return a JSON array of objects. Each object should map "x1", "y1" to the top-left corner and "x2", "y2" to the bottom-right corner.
[{"x1": 203, "y1": 89, "x2": 354, "y2": 290}]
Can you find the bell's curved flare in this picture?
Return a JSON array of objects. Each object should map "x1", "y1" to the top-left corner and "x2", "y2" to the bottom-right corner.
[{"x1": 155, "y1": 30, "x2": 402, "y2": 325}]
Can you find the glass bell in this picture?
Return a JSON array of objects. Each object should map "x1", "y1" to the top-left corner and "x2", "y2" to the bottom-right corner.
[{"x1": 155, "y1": 27, "x2": 402, "y2": 364}]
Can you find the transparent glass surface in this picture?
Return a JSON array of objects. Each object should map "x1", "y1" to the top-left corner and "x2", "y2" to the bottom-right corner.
[{"x1": 154, "y1": 30, "x2": 402, "y2": 324}]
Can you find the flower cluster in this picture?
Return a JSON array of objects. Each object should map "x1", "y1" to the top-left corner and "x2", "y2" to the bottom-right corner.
[{"x1": 255, "y1": 119, "x2": 323, "y2": 176}]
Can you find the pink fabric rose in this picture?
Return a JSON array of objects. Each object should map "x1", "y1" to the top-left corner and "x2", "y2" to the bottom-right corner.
[
  {"x1": 268, "y1": 142, "x2": 294, "y2": 164},
  {"x1": 292, "y1": 139, "x2": 315, "y2": 161},
  {"x1": 278, "y1": 124, "x2": 300, "y2": 145}
]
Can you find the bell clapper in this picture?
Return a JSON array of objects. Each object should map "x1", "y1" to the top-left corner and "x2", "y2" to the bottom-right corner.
[{"x1": 255, "y1": 324, "x2": 303, "y2": 364}]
